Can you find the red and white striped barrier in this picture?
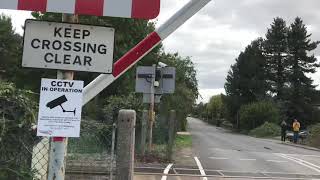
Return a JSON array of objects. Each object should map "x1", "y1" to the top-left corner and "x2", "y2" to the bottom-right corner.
[
  {"x1": 83, "y1": 0, "x2": 212, "y2": 105},
  {"x1": 0, "y1": 0, "x2": 160, "y2": 19}
]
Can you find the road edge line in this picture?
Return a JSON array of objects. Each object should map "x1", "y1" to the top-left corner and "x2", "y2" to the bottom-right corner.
[
  {"x1": 284, "y1": 154, "x2": 320, "y2": 170},
  {"x1": 275, "y1": 153, "x2": 320, "y2": 173},
  {"x1": 161, "y1": 163, "x2": 174, "y2": 180},
  {"x1": 194, "y1": 156, "x2": 208, "y2": 180}
]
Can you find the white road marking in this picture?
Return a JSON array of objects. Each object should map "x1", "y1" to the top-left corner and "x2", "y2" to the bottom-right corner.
[
  {"x1": 286, "y1": 154, "x2": 320, "y2": 158},
  {"x1": 275, "y1": 153, "x2": 320, "y2": 173},
  {"x1": 284, "y1": 154, "x2": 320, "y2": 170},
  {"x1": 266, "y1": 160, "x2": 288, "y2": 163},
  {"x1": 172, "y1": 168, "x2": 182, "y2": 180},
  {"x1": 239, "y1": 158, "x2": 256, "y2": 161},
  {"x1": 194, "y1": 157, "x2": 208, "y2": 180},
  {"x1": 209, "y1": 157, "x2": 229, "y2": 160},
  {"x1": 216, "y1": 170, "x2": 225, "y2": 176},
  {"x1": 161, "y1": 163, "x2": 173, "y2": 180}
]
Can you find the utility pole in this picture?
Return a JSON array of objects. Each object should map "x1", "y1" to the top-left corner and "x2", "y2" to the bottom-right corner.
[
  {"x1": 140, "y1": 110, "x2": 148, "y2": 156},
  {"x1": 167, "y1": 110, "x2": 176, "y2": 161},
  {"x1": 47, "y1": 14, "x2": 77, "y2": 180},
  {"x1": 147, "y1": 64, "x2": 156, "y2": 152}
]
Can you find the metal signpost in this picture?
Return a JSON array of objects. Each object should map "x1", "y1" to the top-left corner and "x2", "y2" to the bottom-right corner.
[
  {"x1": 136, "y1": 65, "x2": 176, "y2": 152},
  {"x1": 47, "y1": 14, "x2": 79, "y2": 180}
]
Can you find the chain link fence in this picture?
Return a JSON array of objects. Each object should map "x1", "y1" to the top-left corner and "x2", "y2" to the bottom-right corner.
[
  {"x1": 1, "y1": 120, "x2": 116, "y2": 180},
  {"x1": 0, "y1": 126, "x2": 50, "y2": 180},
  {"x1": 66, "y1": 121, "x2": 116, "y2": 180}
]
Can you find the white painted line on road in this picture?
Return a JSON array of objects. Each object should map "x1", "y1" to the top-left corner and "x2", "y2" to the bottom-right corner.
[
  {"x1": 161, "y1": 163, "x2": 173, "y2": 180},
  {"x1": 275, "y1": 153, "x2": 320, "y2": 173},
  {"x1": 266, "y1": 160, "x2": 288, "y2": 163},
  {"x1": 194, "y1": 156, "x2": 208, "y2": 180},
  {"x1": 284, "y1": 154, "x2": 320, "y2": 170},
  {"x1": 216, "y1": 170, "x2": 225, "y2": 176},
  {"x1": 172, "y1": 168, "x2": 182, "y2": 180},
  {"x1": 239, "y1": 158, "x2": 256, "y2": 161},
  {"x1": 209, "y1": 157, "x2": 229, "y2": 160},
  {"x1": 286, "y1": 154, "x2": 320, "y2": 158}
]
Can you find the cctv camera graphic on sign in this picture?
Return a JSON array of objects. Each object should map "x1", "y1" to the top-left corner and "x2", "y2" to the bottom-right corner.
[{"x1": 46, "y1": 95, "x2": 76, "y2": 116}]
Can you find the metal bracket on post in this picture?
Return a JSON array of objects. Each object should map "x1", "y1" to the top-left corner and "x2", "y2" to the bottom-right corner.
[{"x1": 116, "y1": 110, "x2": 136, "y2": 180}]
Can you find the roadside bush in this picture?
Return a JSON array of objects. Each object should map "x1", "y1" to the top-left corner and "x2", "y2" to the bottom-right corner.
[
  {"x1": 102, "y1": 93, "x2": 143, "y2": 124},
  {"x1": 239, "y1": 101, "x2": 280, "y2": 130},
  {"x1": 0, "y1": 81, "x2": 38, "y2": 179},
  {"x1": 307, "y1": 123, "x2": 320, "y2": 148},
  {"x1": 249, "y1": 122, "x2": 280, "y2": 137}
]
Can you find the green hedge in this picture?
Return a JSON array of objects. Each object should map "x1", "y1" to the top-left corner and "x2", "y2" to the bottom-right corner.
[
  {"x1": 249, "y1": 122, "x2": 280, "y2": 137},
  {"x1": 239, "y1": 101, "x2": 280, "y2": 130},
  {"x1": 307, "y1": 123, "x2": 320, "y2": 148}
]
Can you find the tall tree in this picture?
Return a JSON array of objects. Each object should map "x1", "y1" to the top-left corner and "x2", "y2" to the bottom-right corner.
[
  {"x1": 224, "y1": 39, "x2": 268, "y2": 125},
  {"x1": 286, "y1": 17, "x2": 319, "y2": 124},
  {"x1": 264, "y1": 17, "x2": 288, "y2": 100},
  {"x1": 0, "y1": 16, "x2": 22, "y2": 82},
  {"x1": 207, "y1": 94, "x2": 226, "y2": 121},
  {"x1": 160, "y1": 53, "x2": 199, "y2": 130}
]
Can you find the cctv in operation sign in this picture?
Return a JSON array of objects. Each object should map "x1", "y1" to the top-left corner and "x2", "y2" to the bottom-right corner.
[
  {"x1": 37, "y1": 78, "x2": 83, "y2": 137},
  {"x1": 22, "y1": 20, "x2": 115, "y2": 73}
]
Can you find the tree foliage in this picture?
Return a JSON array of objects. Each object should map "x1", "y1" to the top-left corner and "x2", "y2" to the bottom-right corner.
[
  {"x1": 0, "y1": 81, "x2": 38, "y2": 180},
  {"x1": 264, "y1": 17, "x2": 288, "y2": 99},
  {"x1": 204, "y1": 94, "x2": 227, "y2": 125},
  {"x1": 286, "y1": 17, "x2": 320, "y2": 124},
  {"x1": 239, "y1": 101, "x2": 280, "y2": 130},
  {"x1": 223, "y1": 17, "x2": 320, "y2": 129},
  {"x1": 159, "y1": 53, "x2": 199, "y2": 131},
  {"x1": 249, "y1": 122, "x2": 280, "y2": 137},
  {"x1": 224, "y1": 38, "x2": 269, "y2": 124},
  {"x1": 0, "y1": 15, "x2": 23, "y2": 84}
]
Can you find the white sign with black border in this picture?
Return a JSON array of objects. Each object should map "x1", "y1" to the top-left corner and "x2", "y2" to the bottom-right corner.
[
  {"x1": 22, "y1": 20, "x2": 115, "y2": 73},
  {"x1": 37, "y1": 78, "x2": 83, "y2": 137}
]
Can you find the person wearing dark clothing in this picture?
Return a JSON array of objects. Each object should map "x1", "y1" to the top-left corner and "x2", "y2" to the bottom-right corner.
[{"x1": 280, "y1": 120, "x2": 287, "y2": 142}]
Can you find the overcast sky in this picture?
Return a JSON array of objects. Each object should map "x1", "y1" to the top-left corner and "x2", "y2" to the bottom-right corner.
[{"x1": 1, "y1": 0, "x2": 320, "y2": 103}]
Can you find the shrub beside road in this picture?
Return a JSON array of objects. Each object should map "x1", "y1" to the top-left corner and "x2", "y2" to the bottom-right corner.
[{"x1": 249, "y1": 122, "x2": 281, "y2": 138}]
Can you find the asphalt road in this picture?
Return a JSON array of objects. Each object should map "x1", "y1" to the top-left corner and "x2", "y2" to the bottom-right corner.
[
  {"x1": 188, "y1": 117, "x2": 320, "y2": 179},
  {"x1": 134, "y1": 118, "x2": 320, "y2": 179}
]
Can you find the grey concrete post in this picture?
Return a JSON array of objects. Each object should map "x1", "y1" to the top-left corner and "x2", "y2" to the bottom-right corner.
[
  {"x1": 116, "y1": 110, "x2": 136, "y2": 180},
  {"x1": 167, "y1": 110, "x2": 176, "y2": 161},
  {"x1": 140, "y1": 110, "x2": 148, "y2": 156}
]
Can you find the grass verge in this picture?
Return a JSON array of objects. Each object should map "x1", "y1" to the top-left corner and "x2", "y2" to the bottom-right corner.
[{"x1": 175, "y1": 134, "x2": 192, "y2": 148}]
